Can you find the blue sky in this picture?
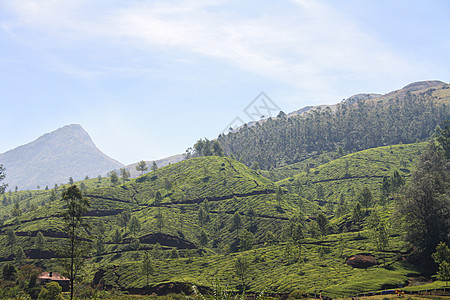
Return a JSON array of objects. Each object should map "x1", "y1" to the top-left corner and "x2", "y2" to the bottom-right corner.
[{"x1": 1, "y1": 0, "x2": 449, "y2": 165}]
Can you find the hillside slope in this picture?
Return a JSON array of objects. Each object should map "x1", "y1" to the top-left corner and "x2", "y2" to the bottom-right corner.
[{"x1": 218, "y1": 81, "x2": 449, "y2": 169}]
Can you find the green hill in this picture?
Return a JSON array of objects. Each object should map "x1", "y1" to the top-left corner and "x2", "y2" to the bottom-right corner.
[
  {"x1": 0, "y1": 143, "x2": 446, "y2": 299},
  {"x1": 278, "y1": 142, "x2": 427, "y2": 209}
]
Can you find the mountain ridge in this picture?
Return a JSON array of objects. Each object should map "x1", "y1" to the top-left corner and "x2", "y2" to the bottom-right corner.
[{"x1": 0, "y1": 124, "x2": 124, "y2": 190}]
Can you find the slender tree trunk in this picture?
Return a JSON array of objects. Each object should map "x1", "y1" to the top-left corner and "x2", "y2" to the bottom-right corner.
[{"x1": 70, "y1": 216, "x2": 75, "y2": 300}]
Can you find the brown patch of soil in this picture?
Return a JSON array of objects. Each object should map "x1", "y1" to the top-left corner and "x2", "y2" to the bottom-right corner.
[{"x1": 346, "y1": 253, "x2": 377, "y2": 268}]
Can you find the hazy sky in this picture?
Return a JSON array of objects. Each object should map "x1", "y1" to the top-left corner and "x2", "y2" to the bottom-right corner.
[{"x1": 1, "y1": 0, "x2": 449, "y2": 165}]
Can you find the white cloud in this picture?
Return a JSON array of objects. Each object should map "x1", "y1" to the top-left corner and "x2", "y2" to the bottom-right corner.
[{"x1": 1, "y1": 0, "x2": 417, "y2": 101}]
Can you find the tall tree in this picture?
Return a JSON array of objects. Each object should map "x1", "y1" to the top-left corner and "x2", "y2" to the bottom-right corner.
[
  {"x1": 6, "y1": 228, "x2": 16, "y2": 257},
  {"x1": 358, "y1": 187, "x2": 373, "y2": 213},
  {"x1": 136, "y1": 160, "x2": 148, "y2": 175},
  {"x1": 129, "y1": 215, "x2": 141, "y2": 237},
  {"x1": 151, "y1": 161, "x2": 158, "y2": 171},
  {"x1": 0, "y1": 164, "x2": 7, "y2": 194},
  {"x1": 117, "y1": 211, "x2": 131, "y2": 231},
  {"x1": 432, "y1": 242, "x2": 450, "y2": 285},
  {"x1": 154, "y1": 191, "x2": 163, "y2": 206},
  {"x1": 141, "y1": 251, "x2": 154, "y2": 287},
  {"x1": 316, "y1": 212, "x2": 329, "y2": 241},
  {"x1": 155, "y1": 207, "x2": 164, "y2": 233},
  {"x1": 231, "y1": 212, "x2": 243, "y2": 238},
  {"x1": 120, "y1": 168, "x2": 130, "y2": 185},
  {"x1": 198, "y1": 229, "x2": 208, "y2": 253},
  {"x1": 35, "y1": 231, "x2": 46, "y2": 261},
  {"x1": 109, "y1": 170, "x2": 119, "y2": 186},
  {"x1": 234, "y1": 256, "x2": 249, "y2": 289},
  {"x1": 59, "y1": 185, "x2": 91, "y2": 300},
  {"x1": 397, "y1": 141, "x2": 449, "y2": 261},
  {"x1": 198, "y1": 206, "x2": 209, "y2": 228}
]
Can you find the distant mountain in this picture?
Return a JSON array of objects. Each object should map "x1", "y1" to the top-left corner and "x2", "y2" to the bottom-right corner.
[
  {"x1": 125, "y1": 154, "x2": 184, "y2": 178},
  {"x1": 0, "y1": 124, "x2": 124, "y2": 190}
]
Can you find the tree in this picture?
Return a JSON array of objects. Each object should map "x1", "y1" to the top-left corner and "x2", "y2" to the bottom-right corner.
[
  {"x1": 316, "y1": 212, "x2": 329, "y2": 241},
  {"x1": 198, "y1": 229, "x2": 208, "y2": 252},
  {"x1": 120, "y1": 168, "x2": 130, "y2": 185},
  {"x1": 15, "y1": 246, "x2": 26, "y2": 266},
  {"x1": 112, "y1": 228, "x2": 123, "y2": 244},
  {"x1": 352, "y1": 202, "x2": 364, "y2": 229},
  {"x1": 436, "y1": 120, "x2": 450, "y2": 159},
  {"x1": 109, "y1": 170, "x2": 119, "y2": 186},
  {"x1": 129, "y1": 215, "x2": 141, "y2": 237},
  {"x1": 35, "y1": 231, "x2": 46, "y2": 261},
  {"x1": 2, "y1": 263, "x2": 17, "y2": 281},
  {"x1": 234, "y1": 256, "x2": 249, "y2": 289},
  {"x1": 437, "y1": 261, "x2": 450, "y2": 285},
  {"x1": 11, "y1": 201, "x2": 22, "y2": 218},
  {"x1": 283, "y1": 214, "x2": 305, "y2": 261},
  {"x1": 151, "y1": 243, "x2": 163, "y2": 260},
  {"x1": 95, "y1": 235, "x2": 105, "y2": 256},
  {"x1": 151, "y1": 161, "x2": 158, "y2": 171},
  {"x1": 154, "y1": 191, "x2": 163, "y2": 206},
  {"x1": 432, "y1": 242, "x2": 450, "y2": 265},
  {"x1": 198, "y1": 206, "x2": 209, "y2": 228},
  {"x1": 432, "y1": 242, "x2": 450, "y2": 285},
  {"x1": 375, "y1": 221, "x2": 390, "y2": 266},
  {"x1": 59, "y1": 185, "x2": 91, "y2": 300},
  {"x1": 275, "y1": 186, "x2": 283, "y2": 207},
  {"x1": 117, "y1": 210, "x2": 131, "y2": 231},
  {"x1": 6, "y1": 228, "x2": 16, "y2": 256},
  {"x1": 212, "y1": 140, "x2": 224, "y2": 156},
  {"x1": 38, "y1": 281, "x2": 63, "y2": 300},
  {"x1": 136, "y1": 160, "x2": 148, "y2": 175},
  {"x1": 141, "y1": 252, "x2": 154, "y2": 287},
  {"x1": 155, "y1": 207, "x2": 164, "y2": 233},
  {"x1": 231, "y1": 212, "x2": 243, "y2": 237},
  {"x1": 246, "y1": 207, "x2": 256, "y2": 232},
  {"x1": 358, "y1": 187, "x2": 373, "y2": 213},
  {"x1": 69, "y1": 177, "x2": 74, "y2": 185},
  {"x1": 397, "y1": 141, "x2": 449, "y2": 261},
  {"x1": 0, "y1": 164, "x2": 7, "y2": 194},
  {"x1": 239, "y1": 229, "x2": 254, "y2": 251}
]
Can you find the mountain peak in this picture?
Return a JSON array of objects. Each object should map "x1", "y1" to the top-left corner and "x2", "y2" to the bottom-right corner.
[
  {"x1": 0, "y1": 124, "x2": 124, "y2": 190},
  {"x1": 402, "y1": 80, "x2": 447, "y2": 92}
]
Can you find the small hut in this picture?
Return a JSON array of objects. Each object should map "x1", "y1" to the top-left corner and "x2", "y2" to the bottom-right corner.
[{"x1": 37, "y1": 272, "x2": 70, "y2": 292}]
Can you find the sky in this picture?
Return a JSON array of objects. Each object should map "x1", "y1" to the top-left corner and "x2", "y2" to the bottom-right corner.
[{"x1": 1, "y1": 0, "x2": 449, "y2": 165}]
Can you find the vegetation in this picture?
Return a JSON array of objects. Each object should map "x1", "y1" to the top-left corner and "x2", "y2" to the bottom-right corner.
[
  {"x1": 59, "y1": 185, "x2": 91, "y2": 300},
  {"x1": 218, "y1": 91, "x2": 449, "y2": 169},
  {"x1": 0, "y1": 85, "x2": 449, "y2": 299}
]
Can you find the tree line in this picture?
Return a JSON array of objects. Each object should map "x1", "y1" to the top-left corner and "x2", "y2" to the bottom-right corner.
[{"x1": 218, "y1": 91, "x2": 449, "y2": 169}]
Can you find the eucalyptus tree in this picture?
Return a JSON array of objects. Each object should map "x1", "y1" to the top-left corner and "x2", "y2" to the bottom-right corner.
[{"x1": 59, "y1": 185, "x2": 91, "y2": 300}]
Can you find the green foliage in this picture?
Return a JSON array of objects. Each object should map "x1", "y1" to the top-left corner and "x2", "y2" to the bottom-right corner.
[
  {"x1": 234, "y1": 256, "x2": 250, "y2": 288},
  {"x1": 0, "y1": 164, "x2": 6, "y2": 194},
  {"x1": 218, "y1": 92, "x2": 449, "y2": 169},
  {"x1": 397, "y1": 142, "x2": 450, "y2": 260},
  {"x1": 432, "y1": 241, "x2": 450, "y2": 265},
  {"x1": 38, "y1": 281, "x2": 63, "y2": 300},
  {"x1": 59, "y1": 185, "x2": 91, "y2": 300},
  {"x1": 129, "y1": 215, "x2": 141, "y2": 237},
  {"x1": 141, "y1": 251, "x2": 154, "y2": 287},
  {"x1": 136, "y1": 160, "x2": 149, "y2": 175},
  {"x1": 432, "y1": 242, "x2": 450, "y2": 285},
  {"x1": 109, "y1": 170, "x2": 119, "y2": 186},
  {"x1": 2, "y1": 263, "x2": 17, "y2": 281}
]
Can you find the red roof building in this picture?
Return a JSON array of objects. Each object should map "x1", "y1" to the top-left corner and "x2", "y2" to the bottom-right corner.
[{"x1": 37, "y1": 272, "x2": 70, "y2": 291}]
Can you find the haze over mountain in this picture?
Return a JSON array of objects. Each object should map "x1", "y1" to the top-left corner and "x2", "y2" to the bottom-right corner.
[{"x1": 0, "y1": 124, "x2": 124, "y2": 190}]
